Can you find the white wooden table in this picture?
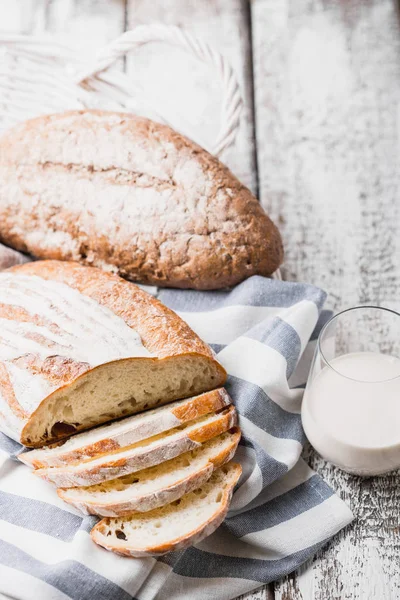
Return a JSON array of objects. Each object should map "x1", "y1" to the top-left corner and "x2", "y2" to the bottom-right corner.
[{"x1": 1, "y1": 1, "x2": 399, "y2": 598}]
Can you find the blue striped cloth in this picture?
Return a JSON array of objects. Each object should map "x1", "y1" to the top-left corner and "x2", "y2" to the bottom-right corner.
[{"x1": 0, "y1": 275, "x2": 353, "y2": 600}]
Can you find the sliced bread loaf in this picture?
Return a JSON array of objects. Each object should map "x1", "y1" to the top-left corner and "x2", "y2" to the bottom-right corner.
[
  {"x1": 33, "y1": 406, "x2": 237, "y2": 487},
  {"x1": 0, "y1": 260, "x2": 226, "y2": 447},
  {"x1": 58, "y1": 428, "x2": 241, "y2": 516},
  {"x1": 20, "y1": 388, "x2": 231, "y2": 469},
  {"x1": 91, "y1": 462, "x2": 242, "y2": 556}
]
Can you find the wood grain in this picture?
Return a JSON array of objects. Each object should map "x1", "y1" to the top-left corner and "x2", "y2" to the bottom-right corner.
[{"x1": 252, "y1": 0, "x2": 400, "y2": 598}]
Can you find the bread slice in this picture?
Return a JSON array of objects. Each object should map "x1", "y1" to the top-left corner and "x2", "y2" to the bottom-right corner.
[
  {"x1": 91, "y1": 462, "x2": 242, "y2": 556},
  {"x1": 20, "y1": 388, "x2": 231, "y2": 469},
  {"x1": 0, "y1": 261, "x2": 226, "y2": 447},
  {"x1": 58, "y1": 428, "x2": 240, "y2": 516},
  {"x1": 0, "y1": 110, "x2": 283, "y2": 290},
  {"x1": 33, "y1": 406, "x2": 237, "y2": 487}
]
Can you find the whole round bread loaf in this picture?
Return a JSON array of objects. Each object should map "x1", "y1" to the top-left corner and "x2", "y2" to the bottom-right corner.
[{"x1": 0, "y1": 110, "x2": 283, "y2": 289}]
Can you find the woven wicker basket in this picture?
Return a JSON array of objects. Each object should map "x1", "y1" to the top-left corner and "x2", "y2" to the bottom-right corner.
[{"x1": 0, "y1": 24, "x2": 242, "y2": 156}]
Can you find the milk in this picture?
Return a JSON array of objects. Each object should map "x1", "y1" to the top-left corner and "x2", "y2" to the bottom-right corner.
[{"x1": 302, "y1": 352, "x2": 400, "y2": 474}]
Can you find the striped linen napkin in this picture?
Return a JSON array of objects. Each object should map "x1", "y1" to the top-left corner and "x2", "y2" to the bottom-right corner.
[{"x1": 0, "y1": 273, "x2": 353, "y2": 600}]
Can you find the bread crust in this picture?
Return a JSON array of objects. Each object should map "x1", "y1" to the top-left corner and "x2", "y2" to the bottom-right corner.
[
  {"x1": 33, "y1": 406, "x2": 237, "y2": 487},
  {"x1": 57, "y1": 427, "x2": 241, "y2": 516},
  {"x1": 0, "y1": 110, "x2": 283, "y2": 289},
  {"x1": 90, "y1": 462, "x2": 242, "y2": 556},
  {"x1": 1, "y1": 261, "x2": 226, "y2": 446},
  {"x1": 171, "y1": 388, "x2": 231, "y2": 421}
]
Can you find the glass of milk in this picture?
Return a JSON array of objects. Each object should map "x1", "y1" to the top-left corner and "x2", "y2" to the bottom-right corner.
[{"x1": 302, "y1": 306, "x2": 400, "y2": 475}]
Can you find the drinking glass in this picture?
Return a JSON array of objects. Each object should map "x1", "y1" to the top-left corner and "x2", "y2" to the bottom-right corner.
[{"x1": 302, "y1": 306, "x2": 400, "y2": 475}]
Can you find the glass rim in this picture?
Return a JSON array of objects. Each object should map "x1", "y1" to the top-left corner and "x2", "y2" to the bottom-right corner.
[{"x1": 317, "y1": 305, "x2": 400, "y2": 383}]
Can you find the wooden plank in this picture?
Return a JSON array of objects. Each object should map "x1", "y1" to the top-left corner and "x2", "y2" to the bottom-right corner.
[
  {"x1": 252, "y1": 0, "x2": 400, "y2": 598},
  {"x1": 125, "y1": 0, "x2": 257, "y2": 193},
  {"x1": 45, "y1": 0, "x2": 126, "y2": 58},
  {"x1": 0, "y1": 1, "x2": 47, "y2": 33}
]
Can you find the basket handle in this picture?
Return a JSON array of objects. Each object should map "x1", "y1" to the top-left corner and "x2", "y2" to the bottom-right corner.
[{"x1": 76, "y1": 24, "x2": 243, "y2": 157}]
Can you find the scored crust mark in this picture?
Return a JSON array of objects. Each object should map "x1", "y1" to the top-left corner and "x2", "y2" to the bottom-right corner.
[
  {"x1": 0, "y1": 363, "x2": 28, "y2": 419},
  {"x1": 0, "y1": 303, "x2": 62, "y2": 332},
  {"x1": 38, "y1": 162, "x2": 178, "y2": 191},
  {"x1": 0, "y1": 110, "x2": 283, "y2": 289},
  {"x1": 11, "y1": 354, "x2": 91, "y2": 386}
]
